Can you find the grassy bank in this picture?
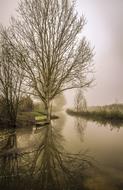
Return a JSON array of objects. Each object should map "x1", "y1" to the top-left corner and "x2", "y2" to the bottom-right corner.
[
  {"x1": 0, "y1": 110, "x2": 59, "y2": 128},
  {"x1": 17, "y1": 111, "x2": 59, "y2": 127},
  {"x1": 67, "y1": 108, "x2": 123, "y2": 127}
]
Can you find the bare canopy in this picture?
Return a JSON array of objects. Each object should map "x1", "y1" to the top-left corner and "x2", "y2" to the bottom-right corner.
[
  {"x1": 0, "y1": 30, "x2": 24, "y2": 125},
  {"x1": 7, "y1": 0, "x2": 93, "y2": 116}
]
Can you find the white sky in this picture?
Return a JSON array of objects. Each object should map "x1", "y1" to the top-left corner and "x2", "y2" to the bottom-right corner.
[
  {"x1": 0, "y1": 0, "x2": 123, "y2": 106},
  {"x1": 67, "y1": 0, "x2": 123, "y2": 106}
]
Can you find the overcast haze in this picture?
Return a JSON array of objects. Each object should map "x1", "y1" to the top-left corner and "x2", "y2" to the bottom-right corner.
[{"x1": 0, "y1": 0, "x2": 123, "y2": 106}]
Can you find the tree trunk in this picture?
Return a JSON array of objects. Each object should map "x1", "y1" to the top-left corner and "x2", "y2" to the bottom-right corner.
[{"x1": 44, "y1": 102, "x2": 51, "y2": 122}]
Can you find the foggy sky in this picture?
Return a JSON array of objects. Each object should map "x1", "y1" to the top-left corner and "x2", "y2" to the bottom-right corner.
[{"x1": 0, "y1": 0, "x2": 123, "y2": 106}]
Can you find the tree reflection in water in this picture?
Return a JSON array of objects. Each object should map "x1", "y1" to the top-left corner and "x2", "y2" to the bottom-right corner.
[
  {"x1": 0, "y1": 123, "x2": 92, "y2": 190},
  {"x1": 74, "y1": 117, "x2": 87, "y2": 142},
  {"x1": 0, "y1": 129, "x2": 21, "y2": 189}
]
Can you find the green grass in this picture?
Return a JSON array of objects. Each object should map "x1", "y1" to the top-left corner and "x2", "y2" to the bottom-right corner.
[
  {"x1": 17, "y1": 111, "x2": 59, "y2": 127},
  {"x1": 35, "y1": 115, "x2": 47, "y2": 121},
  {"x1": 17, "y1": 111, "x2": 46, "y2": 124},
  {"x1": 30, "y1": 111, "x2": 46, "y2": 117}
]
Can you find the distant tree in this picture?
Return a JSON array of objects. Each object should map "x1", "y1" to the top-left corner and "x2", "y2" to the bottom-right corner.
[
  {"x1": 74, "y1": 89, "x2": 87, "y2": 112},
  {"x1": 4, "y1": 0, "x2": 94, "y2": 119},
  {"x1": 0, "y1": 31, "x2": 24, "y2": 125},
  {"x1": 19, "y1": 95, "x2": 34, "y2": 112}
]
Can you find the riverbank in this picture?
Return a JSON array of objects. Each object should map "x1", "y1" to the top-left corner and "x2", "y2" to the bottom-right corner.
[
  {"x1": 0, "y1": 111, "x2": 59, "y2": 128},
  {"x1": 66, "y1": 108, "x2": 123, "y2": 127}
]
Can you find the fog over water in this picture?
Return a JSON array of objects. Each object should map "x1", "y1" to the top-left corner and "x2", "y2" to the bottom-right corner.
[{"x1": 0, "y1": 0, "x2": 123, "y2": 106}]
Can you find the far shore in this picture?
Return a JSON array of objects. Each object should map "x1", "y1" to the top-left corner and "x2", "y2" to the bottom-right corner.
[{"x1": 67, "y1": 104, "x2": 123, "y2": 127}]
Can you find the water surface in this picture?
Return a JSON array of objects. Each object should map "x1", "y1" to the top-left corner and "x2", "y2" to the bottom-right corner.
[{"x1": 0, "y1": 112, "x2": 123, "y2": 190}]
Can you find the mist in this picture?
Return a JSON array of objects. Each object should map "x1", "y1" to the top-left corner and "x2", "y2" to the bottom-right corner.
[{"x1": 0, "y1": 0, "x2": 123, "y2": 106}]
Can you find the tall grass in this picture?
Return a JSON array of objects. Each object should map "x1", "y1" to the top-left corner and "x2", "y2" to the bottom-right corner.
[{"x1": 67, "y1": 105, "x2": 123, "y2": 127}]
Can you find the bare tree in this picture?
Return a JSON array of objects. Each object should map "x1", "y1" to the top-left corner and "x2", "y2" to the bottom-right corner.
[
  {"x1": 0, "y1": 30, "x2": 24, "y2": 126},
  {"x1": 7, "y1": 0, "x2": 93, "y2": 119},
  {"x1": 74, "y1": 89, "x2": 87, "y2": 112}
]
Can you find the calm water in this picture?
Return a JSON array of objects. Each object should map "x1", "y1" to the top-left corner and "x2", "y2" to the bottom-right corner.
[{"x1": 0, "y1": 112, "x2": 123, "y2": 190}]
